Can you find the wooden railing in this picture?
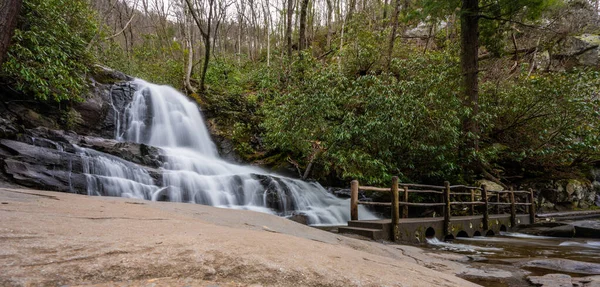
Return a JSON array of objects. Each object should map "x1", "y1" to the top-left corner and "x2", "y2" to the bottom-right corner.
[{"x1": 350, "y1": 176, "x2": 536, "y2": 237}]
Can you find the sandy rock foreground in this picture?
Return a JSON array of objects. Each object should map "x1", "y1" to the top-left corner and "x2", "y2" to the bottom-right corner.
[{"x1": 0, "y1": 188, "x2": 478, "y2": 287}]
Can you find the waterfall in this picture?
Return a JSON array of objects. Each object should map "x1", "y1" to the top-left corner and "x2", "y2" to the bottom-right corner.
[{"x1": 83, "y1": 78, "x2": 377, "y2": 225}]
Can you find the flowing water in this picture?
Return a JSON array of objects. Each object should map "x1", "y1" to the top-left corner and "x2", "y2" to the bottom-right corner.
[
  {"x1": 425, "y1": 218, "x2": 600, "y2": 286},
  {"x1": 427, "y1": 231, "x2": 600, "y2": 263},
  {"x1": 79, "y1": 79, "x2": 377, "y2": 225}
]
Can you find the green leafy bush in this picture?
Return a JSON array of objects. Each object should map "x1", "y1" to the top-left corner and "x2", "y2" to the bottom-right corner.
[
  {"x1": 261, "y1": 52, "x2": 463, "y2": 185},
  {"x1": 1, "y1": 0, "x2": 97, "y2": 102}
]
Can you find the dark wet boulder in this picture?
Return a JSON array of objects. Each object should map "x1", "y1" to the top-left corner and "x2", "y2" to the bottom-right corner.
[
  {"x1": 288, "y1": 212, "x2": 309, "y2": 225},
  {"x1": 571, "y1": 220, "x2": 600, "y2": 238},
  {"x1": 0, "y1": 140, "x2": 88, "y2": 193},
  {"x1": 539, "y1": 225, "x2": 575, "y2": 238},
  {"x1": 522, "y1": 259, "x2": 600, "y2": 275},
  {"x1": 514, "y1": 222, "x2": 573, "y2": 237},
  {"x1": 79, "y1": 136, "x2": 162, "y2": 168}
]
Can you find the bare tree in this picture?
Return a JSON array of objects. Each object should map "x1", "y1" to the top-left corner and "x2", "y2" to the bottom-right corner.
[{"x1": 185, "y1": 0, "x2": 215, "y2": 92}]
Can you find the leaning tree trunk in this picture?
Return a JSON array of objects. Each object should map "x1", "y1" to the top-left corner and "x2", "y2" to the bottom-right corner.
[
  {"x1": 460, "y1": 0, "x2": 480, "y2": 161},
  {"x1": 0, "y1": 0, "x2": 23, "y2": 67}
]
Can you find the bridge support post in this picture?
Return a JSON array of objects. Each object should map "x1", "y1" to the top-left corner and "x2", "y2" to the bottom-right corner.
[
  {"x1": 529, "y1": 188, "x2": 536, "y2": 224},
  {"x1": 510, "y1": 187, "x2": 516, "y2": 227},
  {"x1": 351, "y1": 180, "x2": 359, "y2": 221},
  {"x1": 443, "y1": 181, "x2": 451, "y2": 238},
  {"x1": 482, "y1": 185, "x2": 489, "y2": 230},
  {"x1": 391, "y1": 176, "x2": 399, "y2": 241}
]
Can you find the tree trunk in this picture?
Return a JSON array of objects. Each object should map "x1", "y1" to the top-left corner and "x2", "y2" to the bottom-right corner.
[
  {"x1": 385, "y1": 0, "x2": 401, "y2": 70},
  {"x1": 326, "y1": 0, "x2": 332, "y2": 49},
  {"x1": 298, "y1": 0, "x2": 309, "y2": 51},
  {"x1": 262, "y1": 0, "x2": 271, "y2": 66},
  {"x1": 184, "y1": 0, "x2": 213, "y2": 93},
  {"x1": 286, "y1": 0, "x2": 294, "y2": 57},
  {"x1": 0, "y1": 0, "x2": 22, "y2": 68},
  {"x1": 346, "y1": 0, "x2": 356, "y2": 23},
  {"x1": 200, "y1": 0, "x2": 214, "y2": 92},
  {"x1": 460, "y1": 0, "x2": 480, "y2": 157}
]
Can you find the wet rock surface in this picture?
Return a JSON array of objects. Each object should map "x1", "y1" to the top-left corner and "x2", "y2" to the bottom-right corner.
[
  {"x1": 522, "y1": 259, "x2": 600, "y2": 275},
  {"x1": 571, "y1": 220, "x2": 600, "y2": 238},
  {"x1": 528, "y1": 274, "x2": 600, "y2": 287},
  {"x1": 516, "y1": 220, "x2": 600, "y2": 238}
]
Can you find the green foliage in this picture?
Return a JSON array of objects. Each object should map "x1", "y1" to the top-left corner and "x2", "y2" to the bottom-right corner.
[
  {"x1": 95, "y1": 34, "x2": 184, "y2": 89},
  {"x1": 1, "y1": 0, "x2": 97, "y2": 102},
  {"x1": 480, "y1": 68, "x2": 600, "y2": 178},
  {"x1": 261, "y1": 52, "x2": 463, "y2": 185}
]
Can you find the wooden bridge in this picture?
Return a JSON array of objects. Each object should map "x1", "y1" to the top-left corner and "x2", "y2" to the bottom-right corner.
[{"x1": 338, "y1": 177, "x2": 536, "y2": 243}]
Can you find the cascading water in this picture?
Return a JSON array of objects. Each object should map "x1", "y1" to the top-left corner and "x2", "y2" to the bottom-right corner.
[{"x1": 82, "y1": 78, "x2": 377, "y2": 225}]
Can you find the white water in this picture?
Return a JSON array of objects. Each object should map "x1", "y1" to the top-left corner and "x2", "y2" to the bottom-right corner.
[
  {"x1": 82, "y1": 78, "x2": 377, "y2": 225},
  {"x1": 426, "y1": 237, "x2": 503, "y2": 254}
]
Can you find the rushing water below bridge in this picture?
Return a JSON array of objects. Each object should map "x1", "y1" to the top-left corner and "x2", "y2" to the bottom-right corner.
[{"x1": 425, "y1": 217, "x2": 600, "y2": 286}]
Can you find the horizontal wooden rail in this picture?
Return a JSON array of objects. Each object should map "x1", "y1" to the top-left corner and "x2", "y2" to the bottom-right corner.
[
  {"x1": 449, "y1": 185, "x2": 482, "y2": 190},
  {"x1": 488, "y1": 190, "x2": 530, "y2": 194},
  {"x1": 406, "y1": 189, "x2": 444, "y2": 194},
  {"x1": 357, "y1": 201, "x2": 392, "y2": 206},
  {"x1": 514, "y1": 203, "x2": 532, "y2": 206},
  {"x1": 450, "y1": 192, "x2": 473, "y2": 196},
  {"x1": 399, "y1": 202, "x2": 445, "y2": 207},
  {"x1": 359, "y1": 186, "x2": 391, "y2": 192},
  {"x1": 450, "y1": 201, "x2": 485, "y2": 205},
  {"x1": 400, "y1": 183, "x2": 445, "y2": 190},
  {"x1": 489, "y1": 202, "x2": 512, "y2": 205}
]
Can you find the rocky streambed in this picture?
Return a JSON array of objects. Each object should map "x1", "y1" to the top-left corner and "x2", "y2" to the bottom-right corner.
[{"x1": 420, "y1": 218, "x2": 600, "y2": 287}]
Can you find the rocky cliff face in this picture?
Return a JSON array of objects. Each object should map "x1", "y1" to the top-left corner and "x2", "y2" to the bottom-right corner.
[
  {"x1": 0, "y1": 66, "x2": 163, "y2": 195},
  {"x1": 0, "y1": 67, "x2": 324, "y2": 218}
]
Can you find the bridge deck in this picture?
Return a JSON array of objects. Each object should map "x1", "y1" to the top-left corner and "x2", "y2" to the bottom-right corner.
[
  {"x1": 341, "y1": 214, "x2": 530, "y2": 242},
  {"x1": 356, "y1": 214, "x2": 513, "y2": 225}
]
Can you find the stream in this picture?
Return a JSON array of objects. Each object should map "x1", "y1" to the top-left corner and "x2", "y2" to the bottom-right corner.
[{"x1": 425, "y1": 218, "x2": 600, "y2": 286}]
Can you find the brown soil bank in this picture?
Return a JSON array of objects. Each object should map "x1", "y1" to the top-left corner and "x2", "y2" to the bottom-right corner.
[{"x1": 0, "y1": 188, "x2": 477, "y2": 287}]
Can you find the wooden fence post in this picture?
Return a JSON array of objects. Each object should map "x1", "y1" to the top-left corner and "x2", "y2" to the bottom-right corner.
[
  {"x1": 496, "y1": 190, "x2": 500, "y2": 214},
  {"x1": 402, "y1": 186, "x2": 409, "y2": 218},
  {"x1": 351, "y1": 180, "x2": 359, "y2": 221},
  {"x1": 529, "y1": 188, "x2": 536, "y2": 224},
  {"x1": 510, "y1": 187, "x2": 516, "y2": 227},
  {"x1": 470, "y1": 189, "x2": 475, "y2": 216},
  {"x1": 482, "y1": 185, "x2": 489, "y2": 230},
  {"x1": 443, "y1": 181, "x2": 451, "y2": 237},
  {"x1": 391, "y1": 176, "x2": 399, "y2": 241}
]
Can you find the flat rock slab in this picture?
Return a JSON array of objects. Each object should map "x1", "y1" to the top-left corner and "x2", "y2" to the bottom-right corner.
[
  {"x1": 522, "y1": 259, "x2": 600, "y2": 275},
  {"x1": 528, "y1": 274, "x2": 574, "y2": 287},
  {"x1": 528, "y1": 274, "x2": 600, "y2": 287},
  {"x1": 0, "y1": 188, "x2": 477, "y2": 287}
]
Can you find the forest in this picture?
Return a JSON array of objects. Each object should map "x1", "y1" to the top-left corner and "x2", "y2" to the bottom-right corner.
[{"x1": 1, "y1": 0, "x2": 600, "y2": 188}]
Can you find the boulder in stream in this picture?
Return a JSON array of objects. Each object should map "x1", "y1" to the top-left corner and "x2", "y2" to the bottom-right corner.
[
  {"x1": 522, "y1": 259, "x2": 600, "y2": 275},
  {"x1": 571, "y1": 220, "x2": 600, "y2": 238}
]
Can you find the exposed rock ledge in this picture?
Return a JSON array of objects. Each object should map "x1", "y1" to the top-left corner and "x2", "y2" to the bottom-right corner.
[{"x1": 0, "y1": 188, "x2": 478, "y2": 287}]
